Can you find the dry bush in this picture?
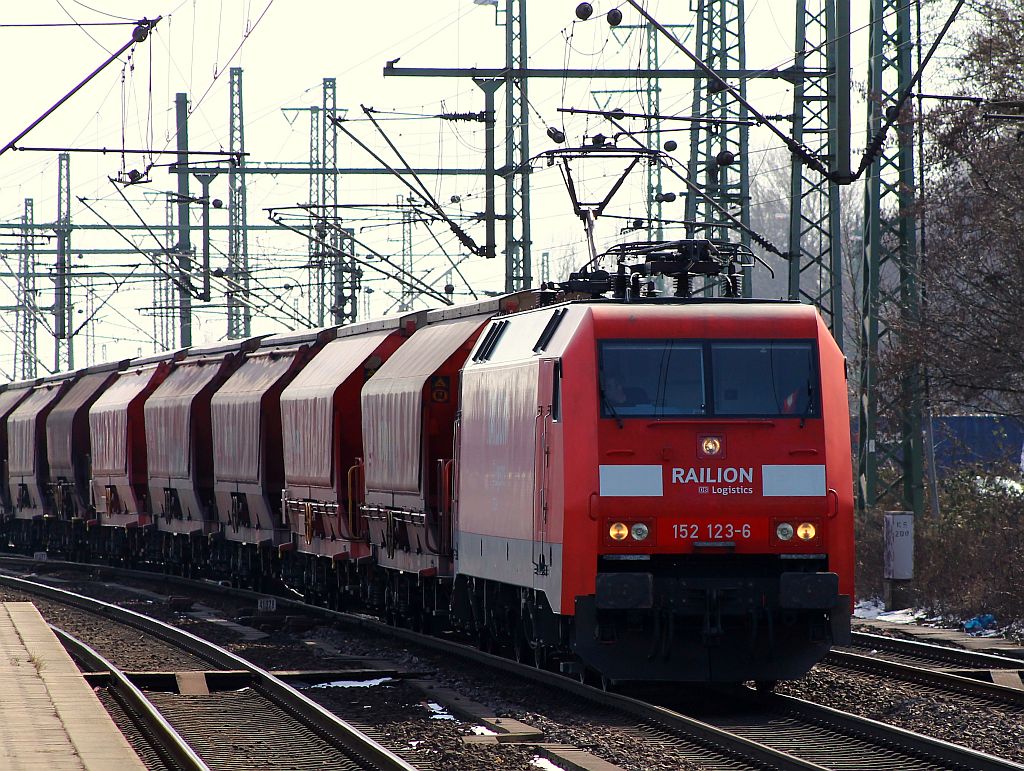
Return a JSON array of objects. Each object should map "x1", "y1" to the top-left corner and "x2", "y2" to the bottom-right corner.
[
  {"x1": 854, "y1": 508, "x2": 885, "y2": 602},
  {"x1": 912, "y1": 467, "x2": 1024, "y2": 621},
  {"x1": 855, "y1": 464, "x2": 1024, "y2": 621}
]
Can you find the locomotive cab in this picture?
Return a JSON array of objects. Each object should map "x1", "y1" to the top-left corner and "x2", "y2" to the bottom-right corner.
[{"x1": 575, "y1": 302, "x2": 853, "y2": 683}]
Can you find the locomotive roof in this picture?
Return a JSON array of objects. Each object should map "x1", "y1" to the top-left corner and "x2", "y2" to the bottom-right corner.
[{"x1": 516, "y1": 296, "x2": 821, "y2": 323}]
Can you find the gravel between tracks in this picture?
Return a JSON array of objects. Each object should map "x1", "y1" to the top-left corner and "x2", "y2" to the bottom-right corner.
[{"x1": 5, "y1": 571, "x2": 711, "y2": 770}]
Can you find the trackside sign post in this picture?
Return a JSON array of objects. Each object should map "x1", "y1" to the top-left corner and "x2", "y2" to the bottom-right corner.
[
  {"x1": 883, "y1": 511, "x2": 914, "y2": 609},
  {"x1": 883, "y1": 512, "x2": 914, "y2": 579}
]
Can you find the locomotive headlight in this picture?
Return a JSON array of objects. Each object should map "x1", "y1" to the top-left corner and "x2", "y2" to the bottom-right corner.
[
  {"x1": 775, "y1": 522, "x2": 795, "y2": 541},
  {"x1": 630, "y1": 522, "x2": 649, "y2": 541},
  {"x1": 796, "y1": 522, "x2": 817, "y2": 541},
  {"x1": 701, "y1": 436, "x2": 722, "y2": 456},
  {"x1": 609, "y1": 522, "x2": 629, "y2": 541}
]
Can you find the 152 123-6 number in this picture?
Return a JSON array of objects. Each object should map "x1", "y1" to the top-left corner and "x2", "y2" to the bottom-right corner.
[{"x1": 672, "y1": 522, "x2": 752, "y2": 540}]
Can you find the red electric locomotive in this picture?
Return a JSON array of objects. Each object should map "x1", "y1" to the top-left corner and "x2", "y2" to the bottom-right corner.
[{"x1": 446, "y1": 241, "x2": 853, "y2": 683}]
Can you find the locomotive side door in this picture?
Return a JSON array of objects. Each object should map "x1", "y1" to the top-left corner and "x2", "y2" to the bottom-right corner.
[{"x1": 533, "y1": 359, "x2": 556, "y2": 584}]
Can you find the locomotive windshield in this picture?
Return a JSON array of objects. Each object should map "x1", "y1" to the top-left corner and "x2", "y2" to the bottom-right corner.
[
  {"x1": 599, "y1": 341, "x2": 706, "y2": 417},
  {"x1": 599, "y1": 339, "x2": 818, "y2": 419}
]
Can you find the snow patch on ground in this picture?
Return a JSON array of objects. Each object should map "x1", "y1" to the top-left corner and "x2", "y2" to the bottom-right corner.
[
  {"x1": 424, "y1": 701, "x2": 456, "y2": 720},
  {"x1": 531, "y1": 757, "x2": 566, "y2": 771},
  {"x1": 309, "y1": 677, "x2": 393, "y2": 689},
  {"x1": 874, "y1": 607, "x2": 928, "y2": 624},
  {"x1": 853, "y1": 599, "x2": 885, "y2": 619}
]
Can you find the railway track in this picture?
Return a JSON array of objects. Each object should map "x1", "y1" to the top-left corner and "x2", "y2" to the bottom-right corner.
[
  {"x1": 3, "y1": 557, "x2": 1022, "y2": 771},
  {"x1": 54, "y1": 626, "x2": 209, "y2": 771},
  {"x1": 0, "y1": 573, "x2": 416, "y2": 771},
  {"x1": 825, "y1": 648, "x2": 1024, "y2": 712},
  {"x1": 848, "y1": 629, "x2": 1024, "y2": 671},
  {"x1": 342, "y1": 613, "x2": 1024, "y2": 771}
]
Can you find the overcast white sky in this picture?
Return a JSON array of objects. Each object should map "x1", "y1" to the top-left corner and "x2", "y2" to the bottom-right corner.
[{"x1": 0, "y1": 0, "x2": 951, "y2": 374}]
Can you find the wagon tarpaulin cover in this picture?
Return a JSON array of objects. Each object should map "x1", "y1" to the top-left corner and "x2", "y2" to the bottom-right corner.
[
  {"x1": 90, "y1": 365, "x2": 160, "y2": 476},
  {"x1": 7, "y1": 382, "x2": 66, "y2": 476},
  {"x1": 280, "y1": 330, "x2": 392, "y2": 488},
  {"x1": 0, "y1": 386, "x2": 32, "y2": 425},
  {"x1": 46, "y1": 371, "x2": 116, "y2": 480},
  {"x1": 211, "y1": 353, "x2": 296, "y2": 484},
  {"x1": 362, "y1": 315, "x2": 489, "y2": 494},
  {"x1": 145, "y1": 361, "x2": 224, "y2": 479}
]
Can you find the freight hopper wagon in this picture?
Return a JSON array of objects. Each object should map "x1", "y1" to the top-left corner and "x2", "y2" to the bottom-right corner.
[
  {"x1": 0, "y1": 380, "x2": 38, "y2": 515},
  {"x1": 5, "y1": 371, "x2": 80, "y2": 532},
  {"x1": 46, "y1": 361, "x2": 128, "y2": 525},
  {"x1": 208, "y1": 327, "x2": 334, "y2": 582},
  {"x1": 4, "y1": 362, "x2": 128, "y2": 553},
  {"x1": 277, "y1": 314, "x2": 415, "y2": 602},
  {"x1": 88, "y1": 350, "x2": 185, "y2": 558},
  {"x1": 5, "y1": 371, "x2": 81, "y2": 552},
  {"x1": 144, "y1": 338, "x2": 260, "y2": 568},
  {"x1": 448, "y1": 246, "x2": 853, "y2": 685},
  {"x1": 359, "y1": 293, "x2": 537, "y2": 622}
]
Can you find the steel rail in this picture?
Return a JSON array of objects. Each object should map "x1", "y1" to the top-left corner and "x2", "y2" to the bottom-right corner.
[
  {"x1": 0, "y1": 574, "x2": 417, "y2": 771},
  {"x1": 851, "y1": 630, "x2": 1024, "y2": 669},
  {"x1": 827, "y1": 648, "x2": 1024, "y2": 706},
  {"x1": 329, "y1": 609, "x2": 1024, "y2": 771},
  {"x1": 51, "y1": 625, "x2": 211, "y2": 771},
  {"x1": 0, "y1": 559, "x2": 825, "y2": 771},
  {"x1": 758, "y1": 689, "x2": 1024, "y2": 771}
]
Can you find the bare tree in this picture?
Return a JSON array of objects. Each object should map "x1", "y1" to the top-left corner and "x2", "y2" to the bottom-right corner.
[{"x1": 895, "y1": 0, "x2": 1024, "y2": 419}]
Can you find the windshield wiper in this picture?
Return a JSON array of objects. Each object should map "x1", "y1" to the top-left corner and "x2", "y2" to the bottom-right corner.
[
  {"x1": 600, "y1": 387, "x2": 624, "y2": 429},
  {"x1": 800, "y1": 380, "x2": 815, "y2": 428}
]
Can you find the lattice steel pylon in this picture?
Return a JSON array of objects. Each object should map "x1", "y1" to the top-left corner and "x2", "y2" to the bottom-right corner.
[
  {"x1": 334, "y1": 227, "x2": 357, "y2": 323},
  {"x1": 684, "y1": 0, "x2": 751, "y2": 295},
  {"x1": 501, "y1": 0, "x2": 532, "y2": 291},
  {"x1": 399, "y1": 195, "x2": 414, "y2": 312},
  {"x1": 307, "y1": 103, "x2": 323, "y2": 326},
  {"x1": 155, "y1": 193, "x2": 177, "y2": 351},
  {"x1": 788, "y1": 0, "x2": 845, "y2": 347},
  {"x1": 643, "y1": 22, "x2": 664, "y2": 242},
  {"x1": 858, "y1": 0, "x2": 923, "y2": 515},
  {"x1": 14, "y1": 198, "x2": 38, "y2": 379},
  {"x1": 54, "y1": 152, "x2": 73, "y2": 371},
  {"x1": 303, "y1": 78, "x2": 346, "y2": 327},
  {"x1": 227, "y1": 67, "x2": 250, "y2": 339},
  {"x1": 320, "y1": 78, "x2": 352, "y2": 324}
]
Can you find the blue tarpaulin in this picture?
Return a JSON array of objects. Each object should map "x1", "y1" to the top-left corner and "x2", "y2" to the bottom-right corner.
[{"x1": 930, "y1": 416, "x2": 1024, "y2": 474}]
